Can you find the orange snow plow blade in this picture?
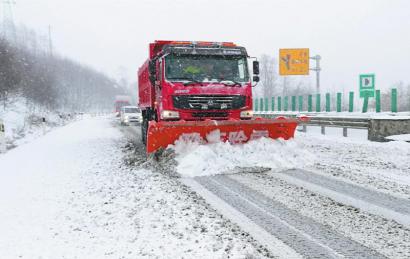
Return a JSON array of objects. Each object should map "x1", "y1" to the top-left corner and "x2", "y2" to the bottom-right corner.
[{"x1": 146, "y1": 117, "x2": 299, "y2": 153}]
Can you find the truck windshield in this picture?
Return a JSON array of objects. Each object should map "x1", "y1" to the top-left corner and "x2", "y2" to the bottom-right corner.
[{"x1": 165, "y1": 55, "x2": 249, "y2": 83}]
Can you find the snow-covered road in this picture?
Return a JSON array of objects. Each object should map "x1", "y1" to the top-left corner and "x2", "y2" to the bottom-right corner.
[
  {"x1": 185, "y1": 172, "x2": 410, "y2": 258},
  {"x1": 190, "y1": 175, "x2": 387, "y2": 258},
  {"x1": 0, "y1": 116, "x2": 272, "y2": 258},
  {"x1": 1, "y1": 115, "x2": 409, "y2": 258}
]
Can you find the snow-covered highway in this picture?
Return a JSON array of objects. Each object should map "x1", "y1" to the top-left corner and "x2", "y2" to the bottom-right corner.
[
  {"x1": 1, "y1": 115, "x2": 409, "y2": 258},
  {"x1": 0, "y1": 116, "x2": 271, "y2": 258},
  {"x1": 190, "y1": 175, "x2": 387, "y2": 258}
]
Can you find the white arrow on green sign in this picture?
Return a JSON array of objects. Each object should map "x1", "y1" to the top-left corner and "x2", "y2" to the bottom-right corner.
[{"x1": 359, "y1": 74, "x2": 375, "y2": 98}]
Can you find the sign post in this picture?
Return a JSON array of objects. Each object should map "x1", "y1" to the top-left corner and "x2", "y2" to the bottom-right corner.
[
  {"x1": 310, "y1": 55, "x2": 321, "y2": 93},
  {"x1": 359, "y1": 74, "x2": 375, "y2": 113},
  {"x1": 279, "y1": 49, "x2": 322, "y2": 93}
]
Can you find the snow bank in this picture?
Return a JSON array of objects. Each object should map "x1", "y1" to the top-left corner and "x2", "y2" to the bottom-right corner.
[
  {"x1": 386, "y1": 134, "x2": 410, "y2": 142},
  {"x1": 171, "y1": 134, "x2": 316, "y2": 177},
  {"x1": 0, "y1": 97, "x2": 75, "y2": 150}
]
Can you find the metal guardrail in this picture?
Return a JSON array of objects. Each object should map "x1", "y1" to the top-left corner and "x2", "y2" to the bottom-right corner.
[
  {"x1": 254, "y1": 112, "x2": 410, "y2": 141},
  {"x1": 302, "y1": 117, "x2": 369, "y2": 128},
  {"x1": 255, "y1": 113, "x2": 369, "y2": 127},
  {"x1": 254, "y1": 112, "x2": 369, "y2": 137}
]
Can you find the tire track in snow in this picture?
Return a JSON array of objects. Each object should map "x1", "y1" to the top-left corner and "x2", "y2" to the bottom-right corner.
[
  {"x1": 195, "y1": 175, "x2": 386, "y2": 259},
  {"x1": 271, "y1": 169, "x2": 410, "y2": 227}
]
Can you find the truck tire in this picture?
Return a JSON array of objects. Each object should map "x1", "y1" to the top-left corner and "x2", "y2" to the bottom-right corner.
[
  {"x1": 141, "y1": 116, "x2": 148, "y2": 145},
  {"x1": 141, "y1": 109, "x2": 155, "y2": 145}
]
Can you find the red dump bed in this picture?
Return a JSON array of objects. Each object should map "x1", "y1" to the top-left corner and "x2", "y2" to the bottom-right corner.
[{"x1": 138, "y1": 60, "x2": 154, "y2": 109}]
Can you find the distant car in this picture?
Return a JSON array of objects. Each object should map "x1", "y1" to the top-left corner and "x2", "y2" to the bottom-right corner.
[{"x1": 120, "y1": 106, "x2": 142, "y2": 125}]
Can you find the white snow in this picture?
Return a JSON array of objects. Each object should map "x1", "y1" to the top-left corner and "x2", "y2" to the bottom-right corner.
[
  {"x1": 170, "y1": 125, "x2": 409, "y2": 199},
  {"x1": 0, "y1": 117, "x2": 121, "y2": 258},
  {"x1": 386, "y1": 134, "x2": 410, "y2": 141},
  {"x1": 171, "y1": 134, "x2": 316, "y2": 177},
  {"x1": 0, "y1": 116, "x2": 270, "y2": 259},
  {"x1": 181, "y1": 178, "x2": 303, "y2": 259},
  {"x1": 0, "y1": 97, "x2": 73, "y2": 150},
  {"x1": 274, "y1": 173, "x2": 410, "y2": 227},
  {"x1": 295, "y1": 131, "x2": 410, "y2": 199},
  {"x1": 298, "y1": 125, "x2": 368, "y2": 140}
]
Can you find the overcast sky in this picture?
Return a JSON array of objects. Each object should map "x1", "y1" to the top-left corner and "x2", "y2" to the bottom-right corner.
[{"x1": 9, "y1": 0, "x2": 410, "y2": 92}]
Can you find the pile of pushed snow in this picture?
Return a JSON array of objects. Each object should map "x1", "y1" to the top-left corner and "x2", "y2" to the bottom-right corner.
[
  {"x1": 171, "y1": 133, "x2": 316, "y2": 177},
  {"x1": 386, "y1": 134, "x2": 410, "y2": 142}
]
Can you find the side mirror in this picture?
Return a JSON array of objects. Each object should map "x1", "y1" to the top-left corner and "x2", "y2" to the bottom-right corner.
[
  {"x1": 253, "y1": 61, "x2": 259, "y2": 75},
  {"x1": 253, "y1": 75, "x2": 260, "y2": 82}
]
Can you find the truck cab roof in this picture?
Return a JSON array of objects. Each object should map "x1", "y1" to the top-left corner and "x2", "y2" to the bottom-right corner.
[{"x1": 150, "y1": 40, "x2": 247, "y2": 59}]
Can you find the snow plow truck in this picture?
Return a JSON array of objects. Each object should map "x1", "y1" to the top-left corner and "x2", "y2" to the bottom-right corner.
[
  {"x1": 114, "y1": 95, "x2": 132, "y2": 115},
  {"x1": 138, "y1": 40, "x2": 298, "y2": 153}
]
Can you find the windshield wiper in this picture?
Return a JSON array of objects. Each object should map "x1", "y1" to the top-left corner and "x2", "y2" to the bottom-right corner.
[
  {"x1": 183, "y1": 80, "x2": 203, "y2": 86},
  {"x1": 218, "y1": 80, "x2": 242, "y2": 87},
  {"x1": 168, "y1": 77, "x2": 202, "y2": 86}
]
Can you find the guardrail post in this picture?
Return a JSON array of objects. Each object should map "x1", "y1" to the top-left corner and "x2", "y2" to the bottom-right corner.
[
  {"x1": 391, "y1": 88, "x2": 397, "y2": 112},
  {"x1": 343, "y1": 127, "x2": 348, "y2": 137},
  {"x1": 260, "y1": 98, "x2": 264, "y2": 112},
  {"x1": 278, "y1": 96, "x2": 282, "y2": 111},
  {"x1": 316, "y1": 94, "x2": 321, "y2": 112},
  {"x1": 284, "y1": 96, "x2": 288, "y2": 111},
  {"x1": 308, "y1": 95, "x2": 313, "y2": 112},
  {"x1": 291, "y1": 96, "x2": 296, "y2": 111},
  {"x1": 325, "y1": 93, "x2": 330, "y2": 112},
  {"x1": 337, "y1": 92, "x2": 342, "y2": 112},
  {"x1": 349, "y1": 92, "x2": 354, "y2": 112},
  {"x1": 264, "y1": 97, "x2": 269, "y2": 111},
  {"x1": 271, "y1": 97, "x2": 275, "y2": 111},
  {"x1": 298, "y1": 96, "x2": 303, "y2": 111},
  {"x1": 376, "y1": 90, "x2": 381, "y2": 112}
]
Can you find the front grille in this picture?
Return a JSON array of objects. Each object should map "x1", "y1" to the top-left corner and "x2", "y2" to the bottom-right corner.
[
  {"x1": 173, "y1": 95, "x2": 246, "y2": 110},
  {"x1": 192, "y1": 112, "x2": 228, "y2": 118}
]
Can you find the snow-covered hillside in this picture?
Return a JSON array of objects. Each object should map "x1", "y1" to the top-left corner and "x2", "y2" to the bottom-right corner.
[{"x1": 0, "y1": 97, "x2": 75, "y2": 150}]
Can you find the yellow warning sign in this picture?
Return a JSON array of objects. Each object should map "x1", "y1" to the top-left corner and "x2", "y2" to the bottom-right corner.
[{"x1": 279, "y1": 48, "x2": 310, "y2": 75}]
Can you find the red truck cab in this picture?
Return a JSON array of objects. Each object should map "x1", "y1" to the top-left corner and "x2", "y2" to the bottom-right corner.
[{"x1": 138, "y1": 40, "x2": 259, "y2": 144}]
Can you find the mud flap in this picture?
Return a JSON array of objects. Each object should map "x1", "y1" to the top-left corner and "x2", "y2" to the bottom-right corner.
[{"x1": 146, "y1": 117, "x2": 298, "y2": 153}]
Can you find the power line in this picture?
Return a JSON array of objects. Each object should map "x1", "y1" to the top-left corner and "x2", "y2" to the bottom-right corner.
[{"x1": 48, "y1": 24, "x2": 53, "y2": 56}]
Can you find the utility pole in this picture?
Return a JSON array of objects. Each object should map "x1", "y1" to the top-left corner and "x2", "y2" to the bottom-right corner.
[
  {"x1": 1, "y1": 0, "x2": 17, "y2": 43},
  {"x1": 310, "y1": 55, "x2": 321, "y2": 93},
  {"x1": 48, "y1": 25, "x2": 53, "y2": 56}
]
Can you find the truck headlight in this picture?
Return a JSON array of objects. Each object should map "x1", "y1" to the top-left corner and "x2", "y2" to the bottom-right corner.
[
  {"x1": 240, "y1": 110, "x2": 253, "y2": 118},
  {"x1": 161, "y1": 110, "x2": 180, "y2": 119}
]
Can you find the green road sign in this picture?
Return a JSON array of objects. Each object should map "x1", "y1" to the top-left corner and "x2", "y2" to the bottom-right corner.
[{"x1": 359, "y1": 74, "x2": 375, "y2": 98}]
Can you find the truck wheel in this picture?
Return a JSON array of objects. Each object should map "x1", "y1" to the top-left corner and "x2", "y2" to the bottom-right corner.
[{"x1": 141, "y1": 109, "x2": 156, "y2": 145}]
